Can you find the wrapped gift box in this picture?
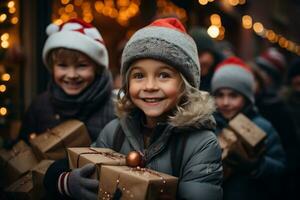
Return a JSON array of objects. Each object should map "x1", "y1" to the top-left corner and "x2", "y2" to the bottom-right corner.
[
  {"x1": 229, "y1": 113, "x2": 266, "y2": 157},
  {"x1": 68, "y1": 147, "x2": 126, "y2": 178},
  {"x1": 4, "y1": 172, "x2": 35, "y2": 200},
  {"x1": 0, "y1": 141, "x2": 39, "y2": 184},
  {"x1": 30, "y1": 120, "x2": 91, "y2": 160},
  {"x1": 99, "y1": 165, "x2": 178, "y2": 200},
  {"x1": 218, "y1": 128, "x2": 248, "y2": 179},
  {"x1": 31, "y1": 160, "x2": 54, "y2": 199}
]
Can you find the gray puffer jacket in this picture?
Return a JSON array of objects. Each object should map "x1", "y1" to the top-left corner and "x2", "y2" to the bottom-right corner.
[{"x1": 94, "y1": 93, "x2": 223, "y2": 200}]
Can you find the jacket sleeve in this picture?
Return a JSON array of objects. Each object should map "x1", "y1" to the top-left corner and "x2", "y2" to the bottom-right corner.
[
  {"x1": 177, "y1": 130, "x2": 223, "y2": 200},
  {"x1": 252, "y1": 117, "x2": 286, "y2": 180}
]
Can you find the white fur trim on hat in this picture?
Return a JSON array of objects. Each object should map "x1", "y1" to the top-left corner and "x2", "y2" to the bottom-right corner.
[{"x1": 42, "y1": 21, "x2": 108, "y2": 70}]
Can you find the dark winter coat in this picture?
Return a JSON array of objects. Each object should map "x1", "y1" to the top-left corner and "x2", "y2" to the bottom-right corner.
[
  {"x1": 19, "y1": 69, "x2": 116, "y2": 143},
  {"x1": 44, "y1": 91, "x2": 223, "y2": 199},
  {"x1": 93, "y1": 95, "x2": 223, "y2": 199},
  {"x1": 214, "y1": 108, "x2": 286, "y2": 200}
]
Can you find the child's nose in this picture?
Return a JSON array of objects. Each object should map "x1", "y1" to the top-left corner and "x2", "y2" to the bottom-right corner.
[
  {"x1": 66, "y1": 68, "x2": 79, "y2": 78},
  {"x1": 144, "y1": 78, "x2": 158, "y2": 90}
]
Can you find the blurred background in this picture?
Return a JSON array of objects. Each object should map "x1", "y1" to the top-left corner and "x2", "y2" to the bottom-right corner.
[{"x1": 0, "y1": 0, "x2": 300, "y2": 142}]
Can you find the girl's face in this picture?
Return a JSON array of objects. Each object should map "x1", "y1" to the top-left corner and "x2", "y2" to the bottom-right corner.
[
  {"x1": 53, "y1": 54, "x2": 96, "y2": 96},
  {"x1": 128, "y1": 59, "x2": 182, "y2": 127},
  {"x1": 215, "y1": 88, "x2": 246, "y2": 120}
]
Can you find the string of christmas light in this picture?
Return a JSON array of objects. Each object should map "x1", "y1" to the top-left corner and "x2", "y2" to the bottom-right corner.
[
  {"x1": 52, "y1": 0, "x2": 141, "y2": 26},
  {"x1": 0, "y1": 0, "x2": 18, "y2": 118},
  {"x1": 198, "y1": 0, "x2": 300, "y2": 55}
]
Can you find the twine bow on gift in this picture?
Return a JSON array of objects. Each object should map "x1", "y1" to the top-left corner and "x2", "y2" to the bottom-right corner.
[{"x1": 76, "y1": 148, "x2": 125, "y2": 168}]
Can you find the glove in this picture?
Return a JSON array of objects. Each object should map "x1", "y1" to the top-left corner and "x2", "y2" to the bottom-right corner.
[
  {"x1": 68, "y1": 163, "x2": 99, "y2": 200},
  {"x1": 225, "y1": 151, "x2": 261, "y2": 175}
]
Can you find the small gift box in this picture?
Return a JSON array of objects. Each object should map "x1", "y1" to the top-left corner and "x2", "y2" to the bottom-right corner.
[
  {"x1": 229, "y1": 113, "x2": 266, "y2": 157},
  {"x1": 5, "y1": 172, "x2": 35, "y2": 200},
  {"x1": 0, "y1": 141, "x2": 39, "y2": 184},
  {"x1": 218, "y1": 128, "x2": 248, "y2": 179},
  {"x1": 99, "y1": 165, "x2": 178, "y2": 200},
  {"x1": 30, "y1": 120, "x2": 91, "y2": 160},
  {"x1": 31, "y1": 160, "x2": 54, "y2": 199},
  {"x1": 68, "y1": 147, "x2": 126, "y2": 178}
]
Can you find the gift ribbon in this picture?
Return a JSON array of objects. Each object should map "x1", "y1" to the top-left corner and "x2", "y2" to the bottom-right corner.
[{"x1": 76, "y1": 148, "x2": 125, "y2": 168}]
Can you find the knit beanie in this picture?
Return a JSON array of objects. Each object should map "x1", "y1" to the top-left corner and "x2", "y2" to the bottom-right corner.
[
  {"x1": 287, "y1": 57, "x2": 300, "y2": 84},
  {"x1": 42, "y1": 18, "x2": 108, "y2": 70},
  {"x1": 121, "y1": 17, "x2": 200, "y2": 88},
  {"x1": 255, "y1": 47, "x2": 286, "y2": 83},
  {"x1": 189, "y1": 27, "x2": 216, "y2": 54},
  {"x1": 211, "y1": 57, "x2": 255, "y2": 104}
]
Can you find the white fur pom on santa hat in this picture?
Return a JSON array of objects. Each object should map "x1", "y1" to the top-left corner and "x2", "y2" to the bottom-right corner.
[{"x1": 42, "y1": 18, "x2": 109, "y2": 70}]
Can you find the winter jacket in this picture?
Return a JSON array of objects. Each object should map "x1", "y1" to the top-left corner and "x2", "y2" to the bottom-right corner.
[
  {"x1": 214, "y1": 108, "x2": 286, "y2": 200},
  {"x1": 93, "y1": 98, "x2": 223, "y2": 199},
  {"x1": 44, "y1": 91, "x2": 223, "y2": 200},
  {"x1": 18, "y1": 70, "x2": 116, "y2": 143}
]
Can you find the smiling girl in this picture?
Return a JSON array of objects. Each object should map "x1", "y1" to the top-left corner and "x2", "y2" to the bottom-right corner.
[{"x1": 46, "y1": 18, "x2": 223, "y2": 200}]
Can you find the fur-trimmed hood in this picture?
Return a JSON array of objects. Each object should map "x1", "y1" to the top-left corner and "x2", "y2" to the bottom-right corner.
[{"x1": 169, "y1": 91, "x2": 216, "y2": 130}]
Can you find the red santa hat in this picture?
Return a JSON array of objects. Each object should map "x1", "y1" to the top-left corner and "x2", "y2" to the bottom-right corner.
[{"x1": 42, "y1": 18, "x2": 108, "y2": 70}]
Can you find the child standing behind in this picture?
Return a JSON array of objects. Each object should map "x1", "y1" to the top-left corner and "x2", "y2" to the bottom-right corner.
[
  {"x1": 19, "y1": 19, "x2": 115, "y2": 143},
  {"x1": 211, "y1": 57, "x2": 286, "y2": 200},
  {"x1": 45, "y1": 18, "x2": 223, "y2": 200}
]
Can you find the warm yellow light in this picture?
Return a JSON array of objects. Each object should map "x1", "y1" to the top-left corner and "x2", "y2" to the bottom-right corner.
[
  {"x1": 54, "y1": 19, "x2": 63, "y2": 26},
  {"x1": 208, "y1": 0, "x2": 214, "y2": 2},
  {"x1": 9, "y1": 7, "x2": 16, "y2": 14},
  {"x1": 95, "y1": 1, "x2": 104, "y2": 12},
  {"x1": 29, "y1": 133, "x2": 37, "y2": 140},
  {"x1": 278, "y1": 37, "x2": 287, "y2": 47},
  {"x1": 242, "y1": 15, "x2": 252, "y2": 29},
  {"x1": 1, "y1": 33, "x2": 9, "y2": 41},
  {"x1": 210, "y1": 14, "x2": 221, "y2": 27},
  {"x1": 11, "y1": 17, "x2": 18, "y2": 24},
  {"x1": 198, "y1": 0, "x2": 208, "y2": 5},
  {"x1": 7, "y1": 1, "x2": 15, "y2": 8},
  {"x1": 0, "y1": 85, "x2": 6, "y2": 92},
  {"x1": 1, "y1": 41, "x2": 9, "y2": 48},
  {"x1": 228, "y1": 0, "x2": 239, "y2": 6},
  {"x1": 207, "y1": 25, "x2": 220, "y2": 38},
  {"x1": 117, "y1": 0, "x2": 130, "y2": 7},
  {"x1": 74, "y1": 0, "x2": 83, "y2": 6},
  {"x1": 0, "y1": 107, "x2": 7, "y2": 116},
  {"x1": 253, "y1": 22, "x2": 264, "y2": 34},
  {"x1": 239, "y1": 0, "x2": 246, "y2": 5},
  {"x1": 61, "y1": 0, "x2": 70, "y2": 5},
  {"x1": 266, "y1": 30, "x2": 276, "y2": 41},
  {"x1": 2, "y1": 73, "x2": 10, "y2": 81},
  {"x1": 0, "y1": 14, "x2": 7, "y2": 22},
  {"x1": 65, "y1": 4, "x2": 74, "y2": 13}
]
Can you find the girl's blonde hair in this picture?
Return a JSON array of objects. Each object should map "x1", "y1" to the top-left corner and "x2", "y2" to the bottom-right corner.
[{"x1": 115, "y1": 70, "x2": 215, "y2": 127}]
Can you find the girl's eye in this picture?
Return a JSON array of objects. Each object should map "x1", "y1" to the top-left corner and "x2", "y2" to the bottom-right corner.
[
  {"x1": 159, "y1": 72, "x2": 171, "y2": 78},
  {"x1": 132, "y1": 72, "x2": 143, "y2": 79},
  {"x1": 56, "y1": 63, "x2": 67, "y2": 67},
  {"x1": 78, "y1": 63, "x2": 88, "y2": 67}
]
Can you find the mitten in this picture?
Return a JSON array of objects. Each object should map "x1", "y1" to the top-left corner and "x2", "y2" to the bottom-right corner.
[{"x1": 58, "y1": 163, "x2": 99, "y2": 200}]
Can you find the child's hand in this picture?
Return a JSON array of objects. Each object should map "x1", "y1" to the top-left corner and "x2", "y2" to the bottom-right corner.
[{"x1": 68, "y1": 163, "x2": 99, "y2": 200}]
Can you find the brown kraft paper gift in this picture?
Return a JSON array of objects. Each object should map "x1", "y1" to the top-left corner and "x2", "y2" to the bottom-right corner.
[
  {"x1": 31, "y1": 160, "x2": 55, "y2": 199},
  {"x1": 218, "y1": 128, "x2": 248, "y2": 179},
  {"x1": 99, "y1": 165, "x2": 178, "y2": 200},
  {"x1": 68, "y1": 147, "x2": 126, "y2": 179},
  {"x1": 30, "y1": 120, "x2": 91, "y2": 160},
  {"x1": 0, "y1": 140, "x2": 39, "y2": 184},
  {"x1": 229, "y1": 113, "x2": 267, "y2": 157},
  {"x1": 4, "y1": 172, "x2": 35, "y2": 200}
]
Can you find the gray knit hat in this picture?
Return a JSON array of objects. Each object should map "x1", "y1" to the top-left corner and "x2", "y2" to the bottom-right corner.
[
  {"x1": 211, "y1": 57, "x2": 255, "y2": 104},
  {"x1": 121, "y1": 18, "x2": 200, "y2": 88}
]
